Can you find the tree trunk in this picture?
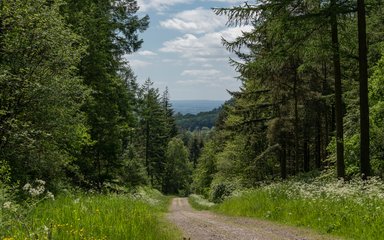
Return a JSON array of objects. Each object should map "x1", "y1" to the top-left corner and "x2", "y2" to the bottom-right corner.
[
  {"x1": 145, "y1": 119, "x2": 151, "y2": 183},
  {"x1": 304, "y1": 139, "x2": 310, "y2": 172},
  {"x1": 293, "y1": 67, "x2": 300, "y2": 174},
  {"x1": 281, "y1": 144, "x2": 287, "y2": 179},
  {"x1": 303, "y1": 119, "x2": 310, "y2": 172},
  {"x1": 357, "y1": 0, "x2": 371, "y2": 178},
  {"x1": 315, "y1": 113, "x2": 322, "y2": 169},
  {"x1": 330, "y1": 0, "x2": 345, "y2": 178}
]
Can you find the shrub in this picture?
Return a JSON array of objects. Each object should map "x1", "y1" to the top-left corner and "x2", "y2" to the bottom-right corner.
[{"x1": 209, "y1": 181, "x2": 237, "y2": 203}]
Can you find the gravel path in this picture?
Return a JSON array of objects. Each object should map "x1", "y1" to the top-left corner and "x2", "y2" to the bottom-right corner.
[{"x1": 167, "y1": 198, "x2": 337, "y2": 240}]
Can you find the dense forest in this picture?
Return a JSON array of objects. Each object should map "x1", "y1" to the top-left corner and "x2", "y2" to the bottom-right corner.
[
  {"x1": 0, "y1": 0, "x2": 191, "y2": 195},
  {"x1": 1, "y1": 0, "x2": 384, "y2": 200},
  {"x1": 2, "y1": 0, "x2": 384, "y2": 238},
  {"x1": 193, "y1": 0, "x2": 384, "y2": 197}
]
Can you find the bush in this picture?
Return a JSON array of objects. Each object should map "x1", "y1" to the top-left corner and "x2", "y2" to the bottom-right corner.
[{"x1": 209, "y1": 181, "x2": 237, "y2": 203}]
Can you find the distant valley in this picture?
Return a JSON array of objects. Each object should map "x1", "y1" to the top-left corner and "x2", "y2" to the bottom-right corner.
[{"x1": 170, "y1": 100, "x2": 225, "y2": 115}]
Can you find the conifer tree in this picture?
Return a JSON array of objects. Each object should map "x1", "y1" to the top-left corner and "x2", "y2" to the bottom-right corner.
[{"x1": 62, "y1": 0, "x2": 149, "y2": 188}]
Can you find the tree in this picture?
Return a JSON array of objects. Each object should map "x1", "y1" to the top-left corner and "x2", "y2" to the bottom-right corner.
[
  {"x1": 137, "y1": 79, "x2": 168, "y2": 189},
  {"x1": 162, "y1": 87, "x2": 178, "y2": 139},
  {"x1": 61, "y1": 0, "x2": 149, "y2": 189},
  {"x1": 330, "y1": 0, "x2": 345, "y2": 178},
  {"x1": 192, "y1": 141, "x2": 219, "y2": 196},
  {"x1": 357, "y1": 0, "x2": 371, "y2": 178},
  {"x1": 0, "y1": 0, "x2": 89, "y2": 186},
  {"x1": 163, "y1": 138, "x2": 191, "y2": 195}
]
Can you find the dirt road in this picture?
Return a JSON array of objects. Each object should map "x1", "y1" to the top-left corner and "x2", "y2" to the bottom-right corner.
[{"x1": 167, "y1": 198, "x2": 337, "y2": 240}]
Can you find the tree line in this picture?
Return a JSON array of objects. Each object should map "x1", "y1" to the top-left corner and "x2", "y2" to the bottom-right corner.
[
  {"x1": 0, "y1": 0, "x2": 192, "y2": 195},
  {"x1": 193, "y1": 0, "x2": 384, "y2": 197}
]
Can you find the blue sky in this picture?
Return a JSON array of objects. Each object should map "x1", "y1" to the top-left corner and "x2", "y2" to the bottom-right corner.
[{"x1": 126, "y1": 0, "x2": 252, "y2": 100}]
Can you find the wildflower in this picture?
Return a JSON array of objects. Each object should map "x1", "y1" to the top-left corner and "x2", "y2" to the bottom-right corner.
[
  {"x1": 35, "y1": 179, "x2": 46, "y2": 185},
  {"x1": 27, "y1": 184, "x2": 45, "y2": 197},
  {"x1": 22, "y1": 183, "x2": 31, "y2": 191},
  {"x1": 2, "y1": 201, "x2": 17, "y2": 212},
  {"x1": 3, "y1": 201, "x2": 12, "y2": 209},
  {"x1": 46, "y1": 191, "x2": 55, "y2": 200}
]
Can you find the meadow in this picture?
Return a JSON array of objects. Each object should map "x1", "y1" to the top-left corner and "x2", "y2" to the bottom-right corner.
[
  {"x1": 1, "y1": 187, "x2": 180, "y2": 240},
  {"x1": 190, "y1": 173, "x2": 384, "y2": 240},
  {"x1": 217, "y1": 178, "x2": 384, "y2": 239}
]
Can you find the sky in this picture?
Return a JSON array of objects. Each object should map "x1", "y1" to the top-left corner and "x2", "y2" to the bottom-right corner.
[{"x1": 126, "y1": 0, "x2": 252, "y2": 100}]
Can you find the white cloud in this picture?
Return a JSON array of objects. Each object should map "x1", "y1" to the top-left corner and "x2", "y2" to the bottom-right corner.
[
  {"x1": 159, "y1": 25, "x2": 253, "y2": 61},
  {"x1": 129, "y1": 59, "x2": 152, "y2": 68},
  {"x1": 202, "y1": 63, "x2": 214, "y2": 68},
  {"x1": 137, "y1": 0, "x2": 192, "y2": 12},
  {"x1": 209, "y1": 0, "x2": 245, "y2": 3},
  {"x1": 181, "y1": 69, "x2": 221, "y2": 78},
  {"x1": 176, "y1": 75, "x2": 234, "y2": 87},
  {"x1": 177, "y1": 67, "x2": 237, "y2": 87},
  {"x1": 160, "y1": 8, "x2": 226, "y2": 34},
  {"x1": 138, "y1": 50, "x2": 157, "y2": 56}
]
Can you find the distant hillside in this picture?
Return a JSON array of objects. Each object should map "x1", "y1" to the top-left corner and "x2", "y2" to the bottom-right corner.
[
  {"x1": 175, "y1": 106, "x2": 223, "y2": 130},
  {"x1": 171, "y1": 100, "x2": 225, "y2": 115}
]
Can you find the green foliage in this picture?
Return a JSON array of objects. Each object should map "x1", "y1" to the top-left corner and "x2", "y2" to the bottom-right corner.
[
  {"x1": 0, "y1": 160, "x2": 13, "y2": 228},
  {"x1": 1, "y1": 189, "x2": 180, "y2": 240},
  {"x1": 59, "y1": 0, "x2": 149, "y2": 189},
  {"x1": 209, "y1": 181, "x2": 239, "y2": 203},
  {"x1": 369, "y1": 49, "x2": 384, "y2": 176},
  {"x1": 119, "y1": 145, "x2": 149, "y2": 188},
  {"x1": 136, "y1": 79, "x2": 173, "y2": 190},
  {"x1": 0, "y1": 0, "x2": 90, "y2": 185},
  {"x1": 192, "y1": 141, "x2": 219, "y2": 197},
  {"x1": 327, "y1": 46, "x2": 384, "y2": 178},
  {"x1": 214, "y1": 177, "x2": 384, "y2": 239},
  {"x1": 163, "y1": 138, "x2": 192, "y2": 195},
  {"x1": 204, "y1": 0, "x2": 384, "y2": 184}
]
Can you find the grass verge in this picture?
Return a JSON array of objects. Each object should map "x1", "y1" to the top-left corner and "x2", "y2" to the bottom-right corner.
[
  {"x1": 188, "y1": 194, "x2": 215, "y2": 210},
  {"x1": 214, "y1": 177, "x2": 384, "y2": 239},
  {"x1": 2, "y1": 187, "x2": 181, "y2": 240}
]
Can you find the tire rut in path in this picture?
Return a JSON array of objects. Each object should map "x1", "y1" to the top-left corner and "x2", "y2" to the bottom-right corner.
[{"x1": 167, "y1": 197, "x2": 337, "y2": 240}]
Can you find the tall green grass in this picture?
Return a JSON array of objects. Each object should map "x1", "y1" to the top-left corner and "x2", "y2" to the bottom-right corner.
[
  {"x1": 2, "y1": 188, "x2": 180, "y2": 240},
  {"x1": 188, "y1": 194, "x2": 215, "y2": 210},
  {"x1": 214, "y1": 177, "x2": 384, "y2": 239}
]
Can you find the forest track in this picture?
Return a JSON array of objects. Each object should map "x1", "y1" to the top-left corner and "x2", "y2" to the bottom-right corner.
[{"x1": 167, "y1": 198, "x2": 338, "y2": 240}]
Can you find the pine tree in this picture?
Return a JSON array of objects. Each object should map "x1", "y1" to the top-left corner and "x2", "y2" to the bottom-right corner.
[{"x1": 61, "y1": 0, "x2": 149, "y2": 189}]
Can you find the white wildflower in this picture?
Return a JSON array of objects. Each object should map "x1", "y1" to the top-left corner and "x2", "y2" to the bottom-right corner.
[
  {"x1": 3, "y1": 201, "x2": 12, "y2": 209},
  {"x1": 35, "y1": 179, "x2": 46, "y2": 185},
  {"x1": 23, "y1": 183, "x2": 32, "y2": 191},
  {"x1": 3, "y1": 201, "x2": 18, "y2": 212},
  {"x1": 46, "y1": 191, "x2": 55, "y2": 200},
  {"x1": 29, "y1": 188, "x2": 40, "y2": 197},
  {"x1": 36, "y1": 185, "x2": 45, "y2": 195}
]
